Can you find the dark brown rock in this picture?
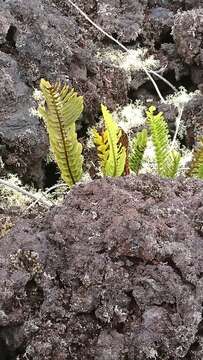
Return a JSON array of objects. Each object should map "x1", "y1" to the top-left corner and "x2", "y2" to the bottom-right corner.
[
  {"x1": 173, "y1": 9, "x2": 203, "y2": 66},
  {"x1": 1, "y1": 175, "x2": 203, "y2": 359},
  {"x1": 182, "y1": 93, "x2": 203, "y2": 147}
]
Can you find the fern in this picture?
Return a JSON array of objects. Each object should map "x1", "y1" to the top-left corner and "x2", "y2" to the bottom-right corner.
[
  {"x1": 146, "y1": 106, "x2": 181, "y2": 178},
  {"x1": 93, "y1": 104, "x2": 126, "y2": 176},
  {"x1": 164, "y1": 150, "x2": 181, "y2": 178},
  {"x1": 38, "y1": 79, "x2": 84, "y2": 187},
  {"x1": 187, "y1": 137, "x2": 203, "y2": 179},
  {"x1": 130, "y1": 128, "x2": 148, "y2": 174}
]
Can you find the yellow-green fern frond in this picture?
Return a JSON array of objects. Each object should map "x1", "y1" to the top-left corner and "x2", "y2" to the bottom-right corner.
[
  {"x1": 38, "y1": 79, "x2": 84, "y2": 187},
  {"x1": 92, "y1": 128, "x2": 109, "y2": 174},
  {"x1": 187, "y1": 137, "x2": 203, "y2": 179},
  {"x1": 93, "y1": 105, "x2": 126, "y2": 176},
  {"x1": 130, "y1": 129, "x2": 148, "y2": 174},
  {"x1": 164, "y1": 150, "x2": 181, "y2": 178}
]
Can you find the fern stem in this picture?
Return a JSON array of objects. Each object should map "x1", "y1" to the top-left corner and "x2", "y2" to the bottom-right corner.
[{"x1": 170, "y1": 105, "x2": 184, "y2": 150}]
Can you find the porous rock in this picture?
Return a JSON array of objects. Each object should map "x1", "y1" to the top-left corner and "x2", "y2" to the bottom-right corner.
[
  {"x1": 1, "y1": 175, "x2": 203, "y2": 359},
  {"x1": 0, "y1": 0, "x2": 130, "y2": 184},
  {"x1": 173, "y1": 9, "x2": 203, "y2": 66}
]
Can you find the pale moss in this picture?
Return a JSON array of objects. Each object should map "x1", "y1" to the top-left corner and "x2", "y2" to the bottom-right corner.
[
  {"x1": 113, "y1": 101, "x2": 146, "y2": 133},
  {"x1": 120, "y1": 48, "x2": 160, "y2": 73},
  {"x1": 166, "y1": 87, "x2": 200, "y2": 107},
  {"x1": 96, "y1": 47, "x2": 160, "y2": 79},
  {"x1": 178, "y1": 147, "x2": 193, "y2": 175},
  {"x1": 166, "y1": 87, "x2": 201, "y2": 139},
  {"x1": 86, "y1": 127, "x2": 97, "y2": 150},
  {"x1": 138, "y1": 137, "x2": 157, "y2": 174},
  {"x1": 0, "y1": 217, "x2": 14, "y2": 238},
  {"x1": 0, "y1": 174, "x2": 39, "y2": 209}
]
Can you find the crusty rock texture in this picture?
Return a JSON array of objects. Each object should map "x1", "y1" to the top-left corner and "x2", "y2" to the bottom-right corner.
[
  {"x1": 0, "y1": 0, "x2": 202, "y2": 184},
  {"x1": 173, "y1": 9, "x2": 203, "y2": 66},
  {"x1": 1, "y1": 175, "x2": 203, "y2": 359}
]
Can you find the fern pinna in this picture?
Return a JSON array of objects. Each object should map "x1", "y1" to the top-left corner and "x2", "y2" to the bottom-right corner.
[
  {"x1": 93, "y1": 104, "x2": 127, "y2": 177},
  {"x1": 38, "y1": 79, "x2": 84, "y2": 187}
]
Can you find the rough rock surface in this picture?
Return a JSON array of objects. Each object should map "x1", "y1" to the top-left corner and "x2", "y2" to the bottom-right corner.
[
  {"x1": 1, "y1": 175, "x2": 203, "y2": 359},
  {"x1": 0, "y1": 0, "x2": 202, "y2": 184},
  {"x1": 173, "y1": 9, "x2": 203, "y2": 67},
  {"x1": 0, "y1": 0, "x2": 130, "y2": 184},
  {"x1": 182, "y1": 93, "x2": 203, "y2": 147}
]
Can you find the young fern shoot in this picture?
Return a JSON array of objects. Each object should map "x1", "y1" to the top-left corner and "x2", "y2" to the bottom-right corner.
[{"x1": 93, "y1": 105, "x2": 127, "y2": 177}]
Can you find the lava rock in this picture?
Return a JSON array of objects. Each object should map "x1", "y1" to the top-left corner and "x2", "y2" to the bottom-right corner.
[
  {"x1": 1, "y1": 175, "x2": 203, "y2": 359},
  {"x1": 173, "y1": 9, "x2": 203, "y2": 66}
]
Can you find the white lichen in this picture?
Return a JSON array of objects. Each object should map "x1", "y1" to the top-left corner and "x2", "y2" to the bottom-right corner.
[
  {"x1": 166, "y1": 87, "x2": 200, "y2": 108},
  {"x1": 96, "y1": 47, "x2": 160, "y2": 80},
  {"x1": 113, "y1": 100, "x2": 146, "y2": 133}
]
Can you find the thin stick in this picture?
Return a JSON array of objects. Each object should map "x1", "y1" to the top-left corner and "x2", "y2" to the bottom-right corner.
[
  {"x1": 66, "y1": 0, "x2": 129, "y2": 53},
  {"x1": 170, "y1": 105, "x2": 184, "y2": 150},
  {"x1": 23, "y1": 183, "x2": 68, "y2": 213},
  {"x1": 150, "y1": 70, "x2": 177, "y2": 92},
  {"x1": 65, "y1": 0, "x2": 180, "y2": 102},
  {"x1": 142, "y1": 67, "x2": 165, "y2": 102},
  {"x1": 0, "y1": 179, "x2": 52, "y2": 207}
]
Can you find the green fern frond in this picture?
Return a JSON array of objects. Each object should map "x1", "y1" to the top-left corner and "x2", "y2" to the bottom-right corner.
[
  {"x1": 38, "y1": 79, "x2": 84, "y2": 187},
  {"x1": 146, "y1": 106, "x2": 180, "y2": 178},
  {"x1": 164, "y1": 150, "x2": 181, "y2": 178},
  {"x1": 92, "y1": 104, "x2": 126, "y2": 176},
  {"x1": 130, "y1": 128, "x2": 148, "y2": 174},
  {"x1": 187, "y1": 137, "x2": 203, "y2": 179},
  {"x1": 146, "y1": 106, "x2": 170, "y2": 177}
]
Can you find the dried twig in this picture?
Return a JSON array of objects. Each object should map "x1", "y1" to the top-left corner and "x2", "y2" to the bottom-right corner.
[
  {"x1": 23, "y1": 183, "x2": 68, "y2": 213},
  {"x1": 170, "y1": 105, "x2": 184, "y2": 150},
  {"x1": 0, "y1": 179, "x2": 52, "y2": 207}
]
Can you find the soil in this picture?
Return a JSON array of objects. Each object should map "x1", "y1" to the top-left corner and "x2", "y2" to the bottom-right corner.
[{"x1": 0, "y1": 0, "x2": 203, "y2": 359}]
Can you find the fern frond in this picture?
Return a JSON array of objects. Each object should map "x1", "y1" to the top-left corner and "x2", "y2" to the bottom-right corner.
[
  {"x1": 187, "y1": 137, "x2": 203, "y2": 179},
  {"x1": 38, "y1": 79, "x2": 84, "y2": 187},
  {"x1": 146, "y1": 106, "x2": 170, "y2": 177},
  {"x1": 130, "y1": 128, "x2": 148, "y2": 174},
  {"x1": 164, "y1": 150, "x2": 181, "y2": 178},
  {"x1": 93, "y1": 105, "x2": 126, "y2": 177}
]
